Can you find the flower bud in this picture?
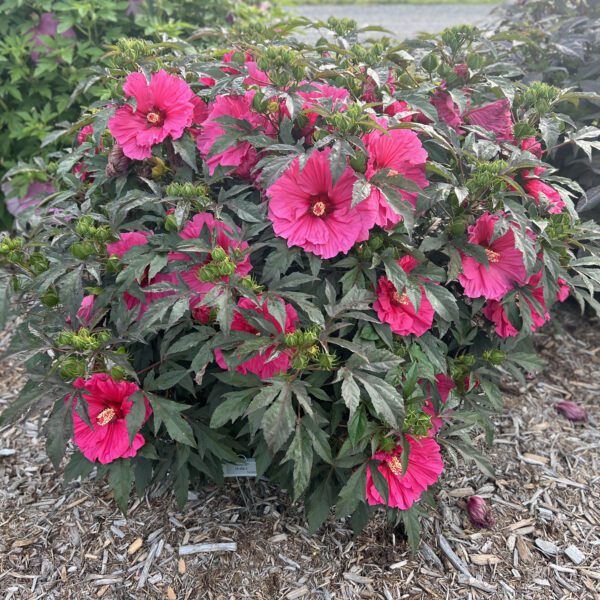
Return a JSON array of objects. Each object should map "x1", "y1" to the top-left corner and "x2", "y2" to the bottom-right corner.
[
  {"x1": 95, "y1": 331, "x2": 112, "y2": 345},
  {"x1": 151, "y1": 157, "x2": 168, "y2": 179},
  {"x1": 110, "y1": 366, "x2": 127, "y2": 381},
  {"x1": 56, "y1": 331, "x2": 74, "y2": 346},
  {"x1": 483, "y1": 349, "x2": 506, "y2": 365},
  {"x1": 466, "y1": 495, "x2": 495, "y2": 529},
  {"x1": 105, "y1": 144, "x2": 131, "y2": 178},
  {"x1": 41, "y1": 288, "x2": 59, "y2": 307},
  {"x1": 211, "y1": 246, "x2": 228, "y2": 262},
  {"x1": 164, "y1": 212, "x2": 179, "y2": 232},
  {"x1": 555, "y1": 400, "x2": 588, "y2": 423},
  {"x1": 421, "y1": 53, "x2": 439, "y2": 72},
  {"x1": 71, "y1": 241, "x2": 96, "y2": 260},
  {"x1": 59, "y1": 356, "x2": 87, "y2": 380}
]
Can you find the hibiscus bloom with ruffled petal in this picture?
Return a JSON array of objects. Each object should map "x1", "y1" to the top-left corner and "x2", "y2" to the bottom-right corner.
[
  {"x1": 458, "y1": 213, "x2": 527, "y2": 301},
  {"x1": 422, "y1": 373, "x2": 456, "y2": 435},
  {"x1": 196, "y1": 91, "x2": 275, "y2": 178},
  {"x1": 214, "y1": 297, "x2": 298, "y2": 379},
  {"x1": 267, "y1": 148, "x2": 378, "y2": 259},
  {"x1": 482, "y1": 270, "x2": 550, "y2": 337},
  {"x1": 69, "y1": 374, "x2": 152, "y2": 464},
  {"x1": 523, "y1": 168, "x2": 565, "y2": 214},
  {"x1": 363, "y1": 125, "x2": 429, "y2": 229},
  {"x1": 365, "y1": 435, "x2": 444, "y2": 510},
  {"x1": 373, "y1": 256, "x2": 435, "y2": 337},
  {"x1": 466, "y1": 98, "x2": 514, "y2": 142},
  {"x1": 108, "y1": 70, "x2": 195, "y2": 160}
]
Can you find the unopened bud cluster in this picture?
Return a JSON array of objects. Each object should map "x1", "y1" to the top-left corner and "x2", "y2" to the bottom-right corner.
[
  {"x1": 57, "y1": 328, "x2": 111, "y2": 351},
  {"x1": 72, "y1": 217, "x2": 113, "y2": 259},
  {"x1": 197, "y1": 246, "x2": 237, "y2": 282},
  {"x1": 404, "y1": 405, "x2": 433, "y2": 438}
]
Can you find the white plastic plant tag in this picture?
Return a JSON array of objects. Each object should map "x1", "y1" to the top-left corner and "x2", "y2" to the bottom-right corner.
[{"x1": 222, "y1": 458, "x2": 257, "y2": 477}]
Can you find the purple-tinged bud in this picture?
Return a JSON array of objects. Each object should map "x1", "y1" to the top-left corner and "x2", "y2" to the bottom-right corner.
[
  {"x1": 466, "y1": 495, "x2": 495, "y2": 529},
  {"x1": 555, "y1": 400, "x2": 588, "y2": 423},
  {"x1": 105, "y1": 145, "x2": 131, "y2": 178}
]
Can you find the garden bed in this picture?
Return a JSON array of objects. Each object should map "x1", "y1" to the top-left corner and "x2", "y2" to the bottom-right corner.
[{"x1": 0, "y1": 302, "x2": 598, "y2": 599}]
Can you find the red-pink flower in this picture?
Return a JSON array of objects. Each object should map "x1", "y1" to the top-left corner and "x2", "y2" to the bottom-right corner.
[
  {"x1": 297, "y1": 82, "x2": 349, "y2": 138},
  {"x1": 557, "y1": 277, "x2": 570, "y2": 302},
  {"x1": 458, "y1": 213, "x2": 527, "y2": 301},
  {"x1": 523, "y1": 168, "x2": 565, "y2": 214},
  {"x1": 423, "y1": 373, "x2": 456, "y2": 434},
  {"x1": 364, "y1": 126, "x2": 429, "y2": 228},
  {"x1": 28, "y1": 12, "x2": 75, "y2": 62},
  {"x1": 107, "y1": 232, "x2": 177, "y2": 318},
  {"x1": 70, "y1": 374, "x2": 152, "y2": 464},
  {"x1": 108, "y1": 70, "x2": 195, "y2": 160},
  {"x1": 467, "y1": 496, "x2": 495, "y2": 529},
  {"x1": 172, "y1": 212, "x2": 252, "y2": 308},
  {"x1": 365, "y1": 435, "x2": 444, "y2": 510},
  {"x1": 555, "y1": 400, "x2": 588, "y2": 423},
  {"x1": 384, "y1": 100, "x2": 413, "y2": 121},
  {"x1": 431, "y1": 89, "x2": 464, "y2": 131},
  {"x1": 214, "y1": 297, "x2": 298, "y2": 379},
  {"x1": 77, "y1": 125, "x2": 95, "y2": 145},
  {"x1": 196, "y1": 91, "x2": 275, "y2": 178},
  {"x1": 520, "y1": 137, "x2": 543, "y2": 158},
  {"x1": 466, "y1": 98, "x2": 514, "y2": 142},
  {"x1": 76, "y1": 295, "x2": 96, "y2": 325},
  {"x1": 267, "y1": 148, "x2": 378, "y2": 259},
  {"x1": 482, "y1": 270, "x2": 550, "y2": 337},
  {"x1": 373, "y1": 256, "x2": 435, "y2": 337},
  {"x1": 106, "y1": 231, "x2": 150, "y2": 259}
]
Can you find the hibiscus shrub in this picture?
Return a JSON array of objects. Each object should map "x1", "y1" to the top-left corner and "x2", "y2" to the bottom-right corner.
[{"x1": 2, "y1": 19, "x2": 600, "y2": 543}]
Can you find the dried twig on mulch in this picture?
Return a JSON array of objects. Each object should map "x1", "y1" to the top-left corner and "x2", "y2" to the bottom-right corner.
[{"x1": 0, "y1": 304, "x2": 599, "y2": 599}]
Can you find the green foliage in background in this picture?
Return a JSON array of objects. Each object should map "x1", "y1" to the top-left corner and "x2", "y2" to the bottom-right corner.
[{"x1": 0, "y1": 0, "x2": 274, "y2": 226}]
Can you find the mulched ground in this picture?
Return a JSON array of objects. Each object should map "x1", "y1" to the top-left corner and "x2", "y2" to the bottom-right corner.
[{"x1": 0, "y1": 303, "x2": 599, "y2": 599}]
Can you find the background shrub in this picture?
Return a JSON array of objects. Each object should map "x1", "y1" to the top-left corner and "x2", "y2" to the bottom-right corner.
[{"x1": 0, "y1": 0, "x2": 274, "y2": 226}]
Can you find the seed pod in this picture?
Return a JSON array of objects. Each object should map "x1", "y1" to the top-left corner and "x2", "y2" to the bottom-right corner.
[
  {"x1": 466, "y1": 495, "x2": 495, "y2": 529},
  {"x1": 105, "y1": 144, "x2": 131, "y2": 178}
]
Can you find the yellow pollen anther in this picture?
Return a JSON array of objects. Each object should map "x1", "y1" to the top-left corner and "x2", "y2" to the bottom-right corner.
[
  {"x1": 392, "y1": 291, "x2": 410, "y2": 305},
  {"x1": 146, "y1": 111, "x2": 161, "y2": 125},
  {"x1": 311, "y1": 201, "x2": 327, "y2": 217},
  {"x1": 485, "y1": 248, "x2": 500, "y2": 263},
  {"x1": 97, "y1": 407, "x2": 117, "y2": 426},
  {"x1": 387, "y1": 455, "x2": 403, "y2": 476}
]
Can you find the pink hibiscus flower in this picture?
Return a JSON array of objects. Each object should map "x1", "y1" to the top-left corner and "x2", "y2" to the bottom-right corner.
[
  {"x1": 28, "y1": 12, "x2": 75, "y2": 62},
  {"x1": 431, "y1": 89, "x2": 464, "y2": 131},
  {"x1": 69, "y1": 374, "x2": 152, "y2": 464},
  {"x1": 76, "y1": 295, "x2": 96, "y2": 325},
  {"x1": 297, "y1": 82, "x2": 349, "y2": 139},
  {"x1": 196, "y1": 91, "x2": 275, "y2": 178},
  {"x1": 365, "y1": 435, "x2": 444, "y2": 510},
  {"x1": 171, "y1": 212, "x2": 252, "y2": 310},
  {"x1": 214, "y1": 297, "x2": 299, "y2": 379},
  {"x1": 373, "y1": 256, "x2": 435, "y2": 337},
  {"x1": 482, "y1": 270, "x2": 550, "y2": 337},
  {"x1": 422, "y1": 373, "x2": 456, "y2": 435},
  {"x1": 106, "y1": 231, "x2": 150, "y2": 259},
  {"x1": 267, "y1": 148, "x2": 378, "y2": 259},
  {"x1": 520, "y1": 137, "x2": 543, "y2": 158},
  {"x1": 557, "y1": 277, "x2": 570, "y2": 302},
  {"x1": 431, "y1": 92, "x2": 513, "y2": 142},
  {"x1": 107, "y1": 232, "x2": 177, "y2": 318},
  {"x1": 384, "y1": 100, "x2": 414, "y2": 121},
  {"x1": 458, "y1": 213, "x2": 527, "y2": 301},
  {"x1": 363, "y1": 126, "x2": 429, "y2": 228},
  {"x1": 466, "y1": 98, "x2": 514, "y2": 142},
  {"x1": 108, "y1": 70, "x2": 195, "y2": 160},
  {"x1": 523, "y1": 168, "x2": 565, "y2": 214}
]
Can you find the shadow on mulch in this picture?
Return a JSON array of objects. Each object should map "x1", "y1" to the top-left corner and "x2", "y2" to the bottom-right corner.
[{"x1": 0, "y1": 303, "x2": 599, "y2": 599}]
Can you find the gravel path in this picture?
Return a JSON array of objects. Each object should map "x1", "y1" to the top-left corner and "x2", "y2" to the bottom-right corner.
[{"x1": 289, "y1": 3, "x2": 498, "y2": 40}]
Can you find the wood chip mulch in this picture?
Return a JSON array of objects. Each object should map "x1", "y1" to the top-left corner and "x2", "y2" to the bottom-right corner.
[{"x1": 0, "y1": 303, "x2": 599, "y2": 599}]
